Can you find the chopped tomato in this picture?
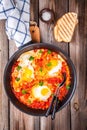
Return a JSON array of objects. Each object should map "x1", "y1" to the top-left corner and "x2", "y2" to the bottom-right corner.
[{"x1": 11, "y1": 49, "x2": 71, "y2": 110}]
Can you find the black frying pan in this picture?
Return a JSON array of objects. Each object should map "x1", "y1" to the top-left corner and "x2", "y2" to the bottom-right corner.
[{"x1": 4, "y1": 42, "x2": 77, "y2": 116}]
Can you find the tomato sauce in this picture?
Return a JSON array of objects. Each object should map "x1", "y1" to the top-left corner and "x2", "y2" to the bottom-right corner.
[{"x1": 11, "y1": 49, "x2": 71, "y2": 110}]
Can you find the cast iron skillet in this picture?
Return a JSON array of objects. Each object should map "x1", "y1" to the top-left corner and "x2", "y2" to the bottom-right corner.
[{"x1": 4, "y1": 42, "x2": 77, "y2": 116}]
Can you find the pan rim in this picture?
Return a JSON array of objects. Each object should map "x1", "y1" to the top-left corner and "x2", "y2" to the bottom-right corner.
[{"x1": 3, "y1": 42, "x2": 77, "y2": 116}]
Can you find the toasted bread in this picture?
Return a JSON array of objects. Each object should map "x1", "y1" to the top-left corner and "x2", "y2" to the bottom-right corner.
[{"x1": 54, "y1": 12, "x2": 78, "y2": 42}]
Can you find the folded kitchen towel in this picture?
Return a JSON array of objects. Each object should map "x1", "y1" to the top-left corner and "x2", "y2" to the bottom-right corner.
[
  {"x1": 0, "y1": 0, "x2": 31, "y2": 47},
  {"x1": 0, "y1": 0, "x2": 15, "y2": 19}
]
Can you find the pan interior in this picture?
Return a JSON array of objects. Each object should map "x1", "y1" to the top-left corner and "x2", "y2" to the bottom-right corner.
[{"x1": 4, "y1": 43, "x2": 76, "y2": 116}]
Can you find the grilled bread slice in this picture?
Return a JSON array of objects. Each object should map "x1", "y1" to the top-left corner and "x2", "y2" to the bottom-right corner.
[{"x1": 54, "y1": 12, "x2": 78, "y2": 42}]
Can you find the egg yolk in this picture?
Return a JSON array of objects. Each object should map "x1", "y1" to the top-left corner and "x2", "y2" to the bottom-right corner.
[
  {"x1": 23, "y1": 68, "x2": 33, "y2": 78},
  {"x1": 41, "y1": 88, "x2": 50, "y2": 96},
  {"x1": 51, "y1": 59, "x2": 58, "y2": 67}
]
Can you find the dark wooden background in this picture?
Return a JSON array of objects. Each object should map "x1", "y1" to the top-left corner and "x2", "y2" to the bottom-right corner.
[{"x1": 0, "y1": 0, "x2": 87, "y2": 130}]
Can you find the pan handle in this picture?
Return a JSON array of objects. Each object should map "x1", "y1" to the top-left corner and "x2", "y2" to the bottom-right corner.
[{"x1": 18, "y1": 40, "x2": 34, "y2": 50}]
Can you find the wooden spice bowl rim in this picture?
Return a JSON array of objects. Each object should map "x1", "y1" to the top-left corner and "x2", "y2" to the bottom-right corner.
[{"x1": 39, "y1": 8, "x2": 55, "y2": 23}]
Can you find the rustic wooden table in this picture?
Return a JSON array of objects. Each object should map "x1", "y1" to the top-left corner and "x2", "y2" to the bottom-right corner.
[{"x1": 0, "y1": 0, "x2": 87, "y2": 130}]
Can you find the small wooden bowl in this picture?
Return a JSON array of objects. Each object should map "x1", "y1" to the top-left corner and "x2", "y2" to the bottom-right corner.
[{"x1": 39, "y1": 8, "x2": 55, "y2": 23}]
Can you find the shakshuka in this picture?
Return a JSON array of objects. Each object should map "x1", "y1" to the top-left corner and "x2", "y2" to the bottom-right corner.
[{"x1": 10, "y1": 49, "x2": 71, "y2": 110}]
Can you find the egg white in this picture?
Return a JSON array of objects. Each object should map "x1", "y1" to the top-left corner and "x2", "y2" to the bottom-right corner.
[
  {"x1": 48, "y1": 62, "x2": 62, "y2": 76},
  {"x1": 58, "y1": 54, "x2": 65, "y2": 62},
  {"x1": 17, "y1": 53, "x2": 35, "y2": 79},
  {"x1": 18, "y1": 51, "x2": 36, "y2": 67},
  {"x1": 32, "y1": 85, "x2": 51, "y2": 101}
]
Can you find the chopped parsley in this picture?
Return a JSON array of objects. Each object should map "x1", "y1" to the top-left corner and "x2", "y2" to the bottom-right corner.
[
  {"x1": 16, "y1": 77, "x2": 20, "y2": 81},
  {"x1": 28, "y1": 99, "x2": 31, "y2": 104},
  {"x1": 29, "y1": 56, "x2": 34, "y2": 61},
  {"x1": 47, "y1": 62, "x2": 52, "y2": 67},
  {"x1": 22, "y1": 89, "x2": 27, "y2": 94},
  {"x1": 39, "y1": 81, "x2": 44, "y2": 86},
  {"x1": 39, "y1": 67, "x2": 43, "y2": 72},
  {"x1": 39, "y1": 50, "x2": 43, "y2": 53},
  {"x1": 66, "y1": 85, "x2": 70, "y2": 90},
  {"x1": 17, "y1": 65, "x2": 22, "y2": 71},
  {"x1": 48, "y1": 50, "x2": 51, "y2": 54}
]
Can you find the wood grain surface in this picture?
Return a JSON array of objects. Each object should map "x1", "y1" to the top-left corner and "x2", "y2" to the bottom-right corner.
[
  {"x1": 0, "y1": 0, "x2": 87, "y2": 130},
  {"x1": 69, "y1": 0, "x2": 87, "y2": 130},
  {"x1": 0, "y1": 21, "x2": 9, "y2": 130}
]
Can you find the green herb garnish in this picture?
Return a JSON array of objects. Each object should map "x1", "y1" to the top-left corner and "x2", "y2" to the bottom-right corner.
[
  {"x1": 22, "y1": 89, "x2": 27, "y2": 94},
  {"x1": 28, "y1": 99, "x2": 31, "y2": 104},
  {"x1": 39, "y1": 81, "x2": 44, "y2": 86},
  {"x1": 47, "y1": 62, "x2": 52, "y2": 67},
  {"x1": 29, "y1": 56, "x2": 34, "y2": 61},
  {"x1": 39, "y1": 67, "x2": 43, "y2": 72},
  {"x1": 39, "y1": 50, "x2": 43, "y2": 53},
  {"x1": 66, "y1": 85, "x2": 70, "y2": 90},
  {"x1": 48, "y1": 50, "x2": 51, "y2": 54},
  {"x1": 17, "y1": 65, "x2": 22, "y2": 71},
  {"x1": 16, "y1": 77, "x2": 20, "y2": 81}
]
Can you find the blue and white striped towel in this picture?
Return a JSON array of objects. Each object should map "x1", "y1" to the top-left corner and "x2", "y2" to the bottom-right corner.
[{"x1": 0, "y1": 0, "x2": 31, "y2": 47}]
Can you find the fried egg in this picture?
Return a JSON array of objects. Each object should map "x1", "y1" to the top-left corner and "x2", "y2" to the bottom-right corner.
[
  {"x1": 32, "y1": 85, "x2": 51, "y2": 101},
  {"x1": 14, "y1": 65, "x2": 34, "y2": 87},
  {"x1": 58, "y1": 54, "x2": 65, "y2": 62},
  {"x1": 18, "y1": 51, "x2": 36, "y2": 67},
  {"x1": 21, "y1": 66, "x2": 34, "y2": 80},
  {"x1": 18, "y1": 53, "x2": 30, "y2": 67},
  {"x1": 13, "y1": 66, "x2": 34, "y2": 92},
  {"x1": 48, "y1": 59, "x2": 62, "y2": 76}
]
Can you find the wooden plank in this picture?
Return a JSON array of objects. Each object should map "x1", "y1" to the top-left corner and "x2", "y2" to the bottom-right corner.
[
  {"x1": 39, "y1": 0, "x2": 69, "y2": 51},
  {"x1": 54, "y1": 0, "x2": 69, "y2": 53},
  {"x1": 40, "y1": 117, "x2": 52, "y2": 130},
  {"x1": 39, "y1": 0, "x2": 51, "y2": 43},
  {"x1": 39, "y1": 0, "x2": 70, "y2": 130},
  {"x1": 9, "y1": 41, "x2": 24, "y2": 130},
  {"x1": 9, "y1": 0, "x2": 39, "y2": 130},
  {"x1": 39, "y1": 0, "x2": 53, "y2": 129},
  {"x1": 10, "y1": 102, "x2": 34, "y2": 130},
  {"x1": 9, "y1": 42, "x2": 35, "y2": 130},
  {"x1": 30, "y1": 1, "x2": 41, "y2": 130},
  {"x1": 69, "y1": 0, "x2": 87, "y2": 130},
  {"x1": 0, "y1": 21, "x2": 9, "y2": 130},
  {"x1": 30, "y1": 0, "x2": 39, "y2": 24}
]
